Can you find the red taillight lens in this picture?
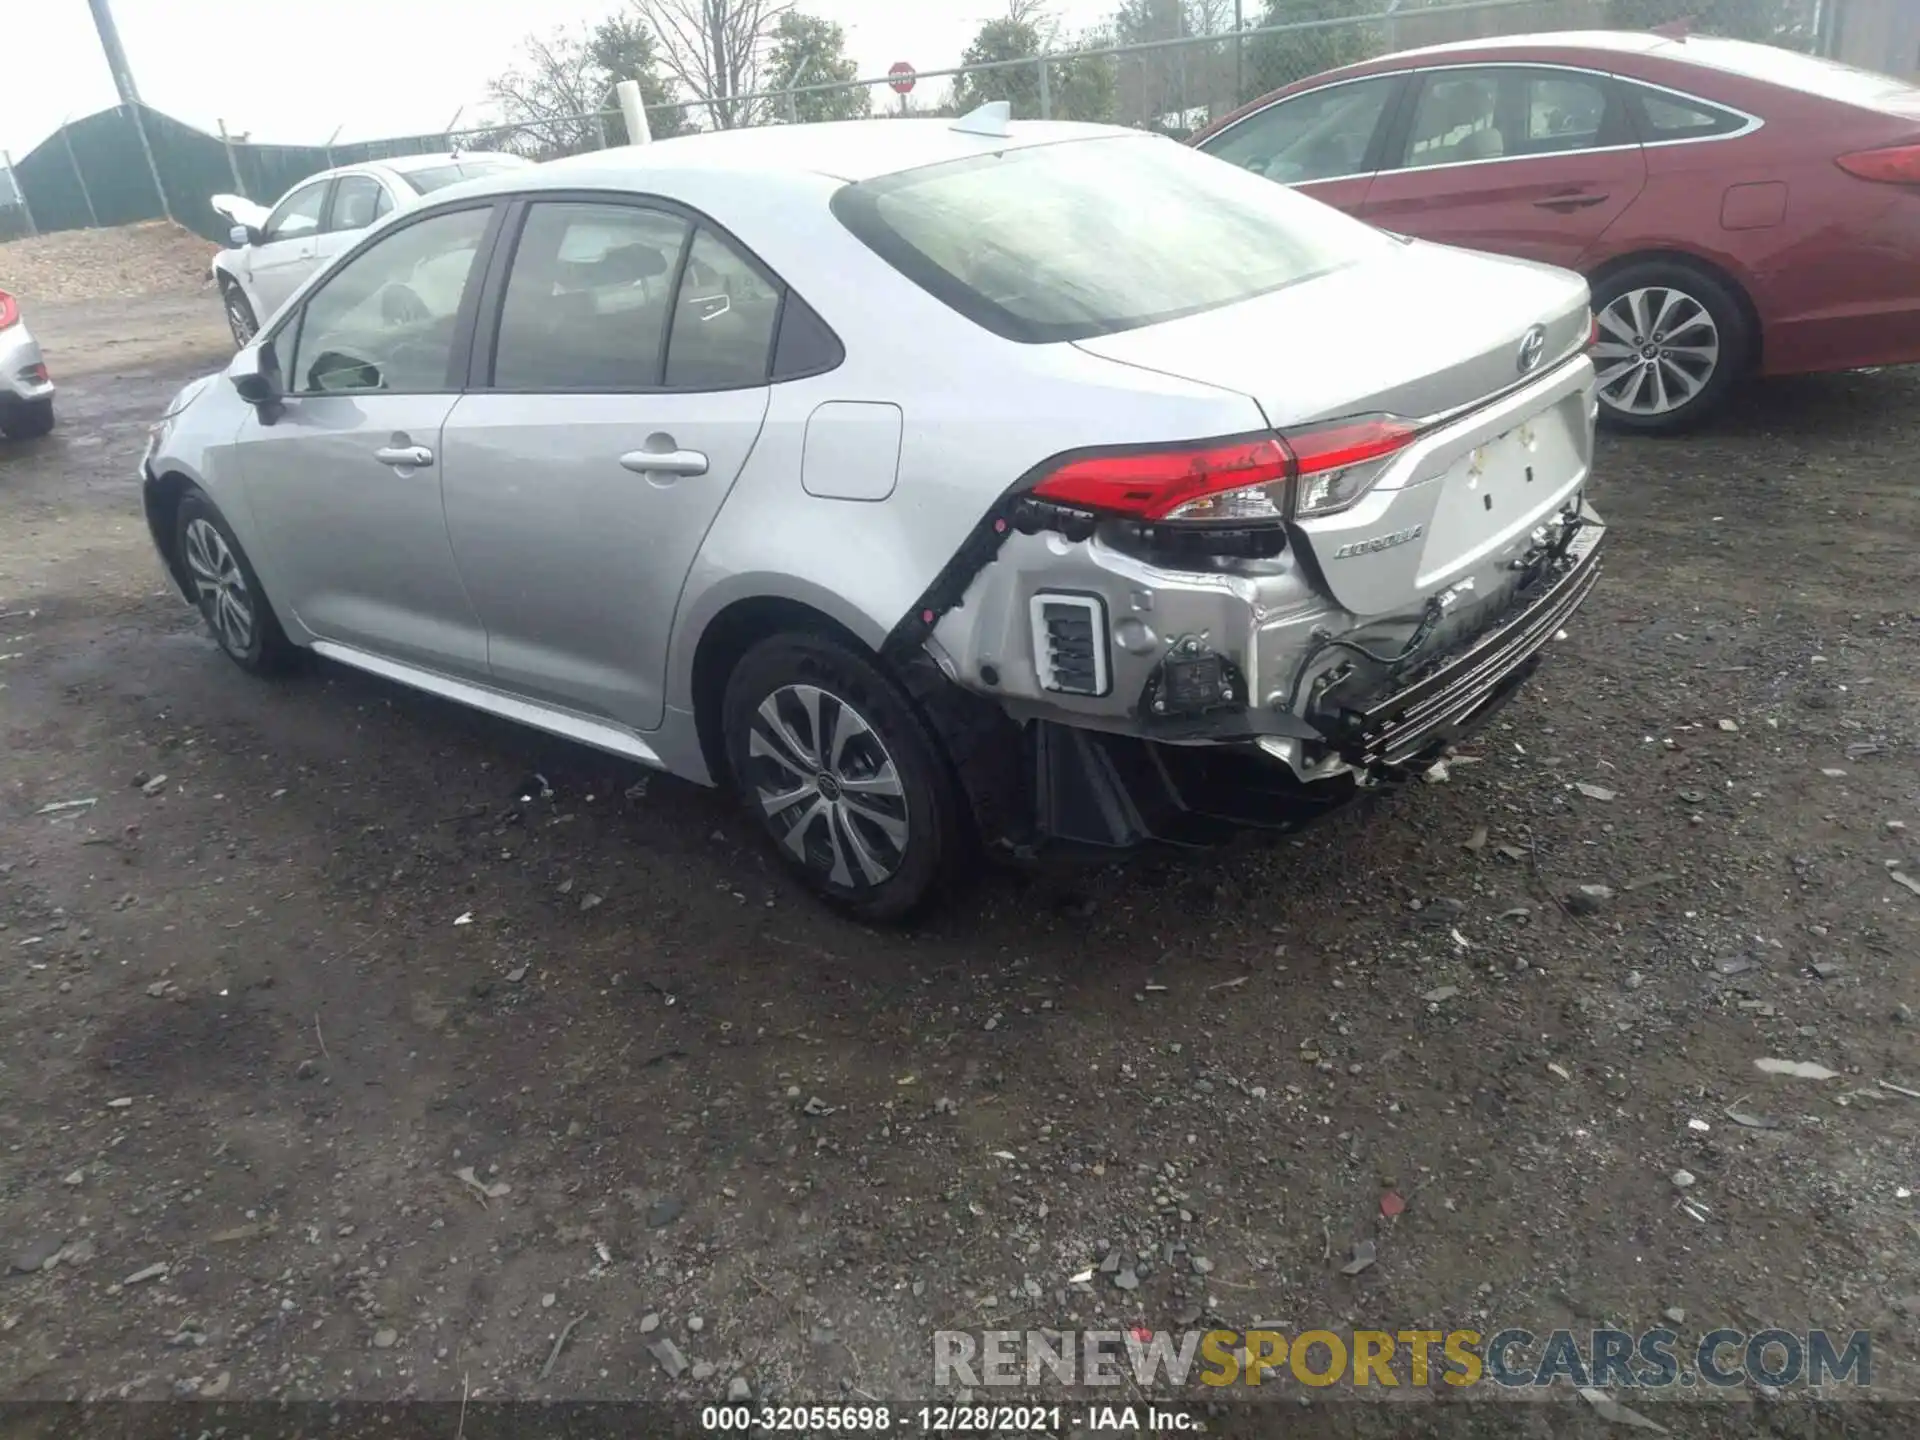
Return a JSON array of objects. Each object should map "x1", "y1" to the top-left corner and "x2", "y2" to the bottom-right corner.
[
  {"x1": 1030, "y1": 436, "x2": 1292, "y2": 522},
  {"x1": 1028, "y1": 417, "x2": 1420, "y2": 526},
  {"x1": 1288, "y1": 416, "x2": 1421, "y2": 475},
  {"x1": 0, "y1": 291, "x2": 18, "y2": 330},
  {"x1": 1836, "y1": 142, "x2": 1920, "y2": 185}
]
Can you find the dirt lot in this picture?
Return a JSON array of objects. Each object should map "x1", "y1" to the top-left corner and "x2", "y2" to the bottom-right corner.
[{"x1": 1, "y1": 270, "x2": 1917, "y2": 1436}]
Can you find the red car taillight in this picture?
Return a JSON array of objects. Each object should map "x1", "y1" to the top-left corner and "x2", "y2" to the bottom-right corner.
[
  {"x1": 1836, "y1": 142, "x2": 1920, "y2": 185},
  {"x1": 0, "y1": 291, "x2": 19, "y2": 330},
  {"x1": 1029, "y1": 417, "x2": 1420, "y2": 525}
]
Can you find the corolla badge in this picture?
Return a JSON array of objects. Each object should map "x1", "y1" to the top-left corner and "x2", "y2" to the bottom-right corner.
[
  {"x1": 1332, "y1": 524, "x2": 1423, "y2": 559},
  {"x1": 1517, "y1": 324, "x2": 1548, "y2": 374}
]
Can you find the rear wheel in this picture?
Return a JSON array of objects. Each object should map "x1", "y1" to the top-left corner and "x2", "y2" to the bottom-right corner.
[
  {"x1": 220, "y1": 275, "x2": 258, "y2": 348},
  {"x1": 722, "y1": 632, "x2": 962, "y2": 921},
  {"x1": 1590, "y1": 259, "x2": 1749, "y2": 434},
  {"x1": 0, "y1": 397, "x2": 54, "y2": 440},
  {"x1": 174, "y1": 489, "x2": 297, "y2": 675}
]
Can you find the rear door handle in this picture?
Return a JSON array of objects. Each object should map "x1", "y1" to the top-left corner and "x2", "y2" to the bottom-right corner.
[
  {"x1": 1534, "y1": 193, "x2": 1609, "y2": 213},
  {"x1": 374, "y1": 444, "x2": 433, "y2": 468},
  {"x1": 620, "y1": 448, "x2": 708, "y2": 477}
]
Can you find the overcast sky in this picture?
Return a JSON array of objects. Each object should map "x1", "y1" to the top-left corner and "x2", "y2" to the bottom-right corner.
[{"x1": 3, "y1": 0, "x2": 1121, "y2": 160}]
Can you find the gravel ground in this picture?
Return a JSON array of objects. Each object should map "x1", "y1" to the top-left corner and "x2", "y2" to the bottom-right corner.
[
  {"x1": 0, "y1": 223, "x2": 218, "y2": 304},
  {"x1": 0, "y1": 290, "x2": 1916, "y2": 1437}
]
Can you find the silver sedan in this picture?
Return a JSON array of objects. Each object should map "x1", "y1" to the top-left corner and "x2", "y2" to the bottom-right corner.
[{"x1": 144, "y1": 106, "x2": 1605, "y2": 919}]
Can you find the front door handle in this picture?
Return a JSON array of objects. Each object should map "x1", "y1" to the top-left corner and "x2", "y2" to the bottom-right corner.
[
  {"x1": 375, "y1": 444, "x2": 433, "y2": 468},
  {"x1": 620, "y1": 447, "x2": 708, "y2": 477},
  {"x1": 1534, "y1": 193, "x2": 1609, "y2": 212}
]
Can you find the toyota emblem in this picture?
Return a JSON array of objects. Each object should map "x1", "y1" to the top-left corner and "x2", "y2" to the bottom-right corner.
[{"x1": 1517, "y1": 324, "x2": 1548, "y2": 374}]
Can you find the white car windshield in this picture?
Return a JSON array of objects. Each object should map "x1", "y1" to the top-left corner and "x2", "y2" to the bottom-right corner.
[{"x1": 832, "y1": 133, "x2": 1392, "y2": 344}]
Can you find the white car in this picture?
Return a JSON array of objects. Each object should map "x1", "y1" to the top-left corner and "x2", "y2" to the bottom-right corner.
[
  {"x1": 210, "y1": 152, "x2": 528, "y2": 347},
  {"x1": 0, "y1": 286, "x2": 55, "y2": 439}
]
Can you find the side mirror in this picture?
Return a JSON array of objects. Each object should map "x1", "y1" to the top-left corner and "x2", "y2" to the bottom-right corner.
[{"x1": 227, "y1": 343, "x2": 285, "y2": 418}]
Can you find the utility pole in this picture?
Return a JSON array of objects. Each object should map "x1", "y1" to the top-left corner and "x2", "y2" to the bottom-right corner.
[{"x1": 84, "y1": 0, "x2": 173, "y2": 221}]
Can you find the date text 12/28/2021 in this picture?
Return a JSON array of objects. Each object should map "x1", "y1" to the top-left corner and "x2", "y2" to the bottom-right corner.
[{"x1": 700, "y1": 1404, "x2": 1196, "y2": 1431}]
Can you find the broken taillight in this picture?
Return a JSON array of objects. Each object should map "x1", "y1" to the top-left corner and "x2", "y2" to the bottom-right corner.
[{"x1": 0, "y1": 291, "x2": 18, "y2": 331}]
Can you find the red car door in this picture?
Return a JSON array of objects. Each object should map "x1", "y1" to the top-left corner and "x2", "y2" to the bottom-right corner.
[
  {"x1": 1192, "y1": 72, "x2": 1408, "y2": 218},
  {"x1": 1358, "y1": 65, "x2": 1647, "y2": 271}
]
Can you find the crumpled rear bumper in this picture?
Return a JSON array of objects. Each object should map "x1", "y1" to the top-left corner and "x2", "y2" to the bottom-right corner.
[
  {"x1": 1312, "y1": 512, "x2": 1604, "y2": 768},
  {"x1": 1023, "y1": 513, "x2": 1605, "y2": 851}
]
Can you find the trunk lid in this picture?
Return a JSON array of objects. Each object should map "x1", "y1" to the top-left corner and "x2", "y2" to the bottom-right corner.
[
  {"x1": 1072, "y1": 241, "x2": 1595, "y2": 618},
  {"x1": 1071, "y1": 239, "x2": 1591, "y2": 427}
]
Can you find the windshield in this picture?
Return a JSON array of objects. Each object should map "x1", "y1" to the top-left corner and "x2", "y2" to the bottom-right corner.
[
  {"x1": 402, "y1": 159, "x2": 523, "y2": 195},
  {"x1": 831, "y1": 134, "x2": 1391, "y2": 344}
]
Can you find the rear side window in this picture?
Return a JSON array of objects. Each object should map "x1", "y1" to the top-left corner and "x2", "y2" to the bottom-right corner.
[
  {"x1": 1621, "y1": 83, "x2": 1748, "y2": 141},
  {"x1": 327, "y1": 175, "x2": 388, "y2": 232},
  {"x1": 493, "y1": 201, "x2": 692, "y2": 390},
  {"x1": 665, "y1": 228, "x2": 781, "y2": 389},
  {"x1": 832, "y1": 135, "x2": 1390, "y2": 345}
]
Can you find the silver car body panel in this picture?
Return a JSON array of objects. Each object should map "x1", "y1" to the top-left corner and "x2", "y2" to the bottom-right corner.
[
  {"x1": 150, "y1": 120, "x2": 1604, "y2": 797},
  {"x1": 0, "y1": 315, "x2": 54, "y2": 407}
]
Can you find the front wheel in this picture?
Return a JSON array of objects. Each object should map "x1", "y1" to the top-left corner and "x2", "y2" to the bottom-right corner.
[
  {"x1": 1590, "y1": 260, "x2": 1750, "y2": 434},
  {"x1": 722, "y1": 632, "x2": 964, "y2": 921},
  {"x1": 0, "y1": 397, "x2": 54, "y2": 440},
  {"x1": 174, "y1": 489, "x2": 298, "y2": 675},
  {"x1": 220, "y1": 275, "x2": 258, "y2": 349}
]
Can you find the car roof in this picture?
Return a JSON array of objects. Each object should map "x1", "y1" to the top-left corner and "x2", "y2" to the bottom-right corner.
[
  {"x1": 1371, "y1": 28, "x2": 1679, "y2": 63},
  {"x1": 531, "y1": 118, "x2": 1140, "y2": 186}
]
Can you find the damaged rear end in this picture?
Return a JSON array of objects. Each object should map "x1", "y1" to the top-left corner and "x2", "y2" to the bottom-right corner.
[{"x1": 916, "y1": 235, "x2": 1605, "y2": 852}]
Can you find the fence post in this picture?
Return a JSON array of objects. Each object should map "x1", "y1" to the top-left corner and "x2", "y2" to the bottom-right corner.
[
  {"x1": 2, "y1": 152, "x2": 38, "y2": 238},
  {"x1": 1037, "y1": 54, "x2": 1052, "y2": 119},
  {"x1": 57, "y1": 124, "x2": 100, "y2": 228},
  {"x1": 616, "y1": 80, "x2": 653, "y2": 145},
  {"x1": 123, "y1": 104, "x2": 173, "y2": 223},
  {"x1": 217, "y1": 119, "x2": 247, "y2": 198},
  {"x1": 1233, "y1": 0, "x2": 1245, "y2": 106}
]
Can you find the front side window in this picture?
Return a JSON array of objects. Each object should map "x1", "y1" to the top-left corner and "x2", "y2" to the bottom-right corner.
[
  {"x1": 833, "y1": 134, "x2": 1390, "y2": 345},
  {"x1": 286, "y1": 205, "x2": 491, "y2": 395},
  {"x1": 328, "y1": 175, "x2": 388, "y2": 233},
  {"x1": 1199, "y1": 76, "x2": 1398, "y2": 185},
  {"x1": 493, "y1": 201, "x2": 692, "y2": 390},
  {"x1": 265, "y1": 182, "x2": 328, "y2": 243},
  {"x1": 665, "y1": 227, "x2": 782, "y2": 389}
]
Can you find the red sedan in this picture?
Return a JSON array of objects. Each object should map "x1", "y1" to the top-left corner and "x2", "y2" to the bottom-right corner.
[{"x1": 1191, "y1": 30, "x2": 1920, "y2": 431}]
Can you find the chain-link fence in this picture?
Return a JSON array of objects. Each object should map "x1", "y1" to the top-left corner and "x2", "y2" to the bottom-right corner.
[{"x1": 0, "y1": 0, "x2": 1843, "y2": 244}]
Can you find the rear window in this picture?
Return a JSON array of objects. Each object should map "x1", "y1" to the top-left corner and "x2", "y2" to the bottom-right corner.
[
  {"x1": 402, "y1": 159, "x2": 523, "y2": 195},
  {"x1": 1678, "y1": 37, "x2": 1920, "y2": 114},
  {"x1": 830, "y1": 135, "x2": 1391, "y2": 344}
]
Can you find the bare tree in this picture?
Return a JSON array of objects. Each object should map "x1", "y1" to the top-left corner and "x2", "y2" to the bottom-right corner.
[
  {"x1": 629, "y1": 0, "x2": 791, "y2": 128},
  {"x1": 486, "y1": 28, "x2": 614, "y2": 157}
]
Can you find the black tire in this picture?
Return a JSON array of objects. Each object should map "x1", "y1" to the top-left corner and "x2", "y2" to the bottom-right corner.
[
  {"x1": 220, "y1": 275, "x2": 259, "y2": 349},
  {"x1": 0, "y1": 396, "x2": 54, "y2": 440},
  {"x1": 1590, "y1": 259, "x2": 1751, "y2": 434},
  {"x1": 722, "y1": 632, "x2": 963, "y2": 922},
  {"x1": 173, "y1": 489, "x2": 298, "y2": 675}
]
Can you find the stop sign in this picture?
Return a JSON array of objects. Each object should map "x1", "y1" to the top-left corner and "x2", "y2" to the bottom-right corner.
[{"x1": 888, "y1": 61, "x2": 916, "y2": 95}]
